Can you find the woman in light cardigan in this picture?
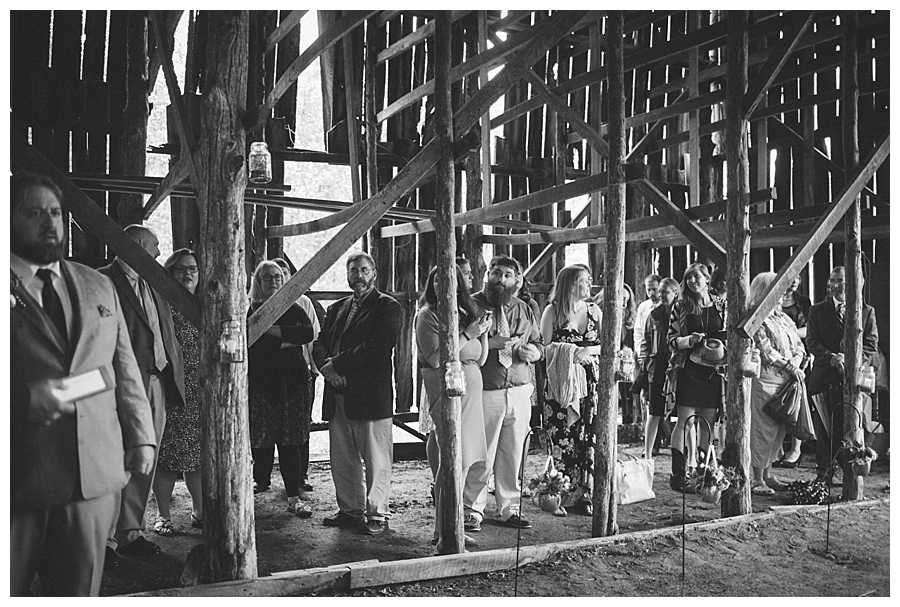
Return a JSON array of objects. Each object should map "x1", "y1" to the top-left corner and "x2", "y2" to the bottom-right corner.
[
  {"x1": 415, "y1": 265, "x2": 491, "y2": 550},
  {"x1": 748, "y1": 272, "x2": 807, "y2": 495}
]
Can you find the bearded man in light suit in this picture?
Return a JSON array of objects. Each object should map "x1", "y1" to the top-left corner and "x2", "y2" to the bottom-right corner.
[{"x1": 10, "y1": 172, "x2": 156, "y2": 596}]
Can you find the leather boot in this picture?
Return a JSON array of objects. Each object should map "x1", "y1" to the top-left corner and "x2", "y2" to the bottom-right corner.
[{"x1": 669, "y1": 449, "x2": 696, "y2": 494}]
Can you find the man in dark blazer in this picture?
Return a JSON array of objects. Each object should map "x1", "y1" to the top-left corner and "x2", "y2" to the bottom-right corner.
[
  {"x1": 313, "y1": 252, "x2": 401, "y2": 536},
  {"x1": 98, "y1": 224, "x2": 185, "y2": 562},
  {"x1": 806, "y1": 266, "x2": 879, "y2": 480},
  {"x1": 10, "y1": 173, "x2": 156, "y2": 595}
]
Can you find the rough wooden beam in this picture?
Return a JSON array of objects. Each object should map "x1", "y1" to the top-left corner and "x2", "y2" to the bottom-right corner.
[
  {"x1": 524, "y1": 201, "x2": 592, "y2": 280},
  {"x1": 627, "y1": 89, "x2": 688, "y2": 161},
  {"x1": 247, "y1": 139, "x2": 441, "y2": 345},
  {"x1": 148, "y1": 10, "x2": 183, "y2": 94},
  {"x1": 265, "y1": 10, "x2": 307, "y2": 54},
  {"x1": 342, "y1": 32, "x2": 363, "y2": 204},
  {"x1": 123, "y1": 498, "x2": 888, "y2": 596},
  {"x1": 380, "y1": 171, "x2": 609, "y2": 239},
  {"x1": 11, "y1": 132, "x2": 200, "y2": 327},
  {"x1": 375, "y1": 11, "x2": 471, "y2": 66},
  {"x1": 249, "y1": 10, "x2": 376, "y2": 129},
  {"x1": 736, "y1": 132, "x2": 889, "y2": 339},
  {"x1": 742, "y1": 12, "x2": 815, "y2": 119},
  {"x1": 150, "y1": 10, "x2": 201, "y2": 188},
  {"x1": 142, "y1": 155, "x2": 189, "y2": 218},
  {"x1": 632, "y1": 179, "x2": 727, "y2": 269}
]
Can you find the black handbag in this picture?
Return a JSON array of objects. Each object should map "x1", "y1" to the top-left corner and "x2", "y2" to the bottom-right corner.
[{"x1": 763, "y1": 378, "x2": 801, "y2": 425}]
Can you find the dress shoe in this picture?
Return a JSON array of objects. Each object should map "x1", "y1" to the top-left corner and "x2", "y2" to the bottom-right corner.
[
  {"x1": 773, "y1": 453, "x2": 802, "y2": 469},
  {"x1": 301, "y1": 482, "x2": 314, "y2": 492},
  {"x1": 323, "y1": 511, "x2": 365, "y2": 529},
  {"x1": 463, "y1": 514, "x2": 482, "y2": 532},
  {"x1": 117, "y1": 536, "x2": 160, "y2": 557},
  {"x1": 360, "y1": 520, "x2": 388, "y2": 536},
  {"x1": 104, "y1": 547, "x2": 119, "y2": 570},
  {"x1": 500, "y1": 514, "x2": 532, "y2": 529}
]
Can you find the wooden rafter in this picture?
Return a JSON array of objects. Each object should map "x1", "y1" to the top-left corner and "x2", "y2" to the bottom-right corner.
[
  {"x1": 265, "y1": 10, "x2": 307, "y2": 54},
  {"x1": 248, "y1": 10, "x2": 376, "y2": 129},
  {"x1": 150, "y1": 11, "x2": 201, "y2": 190},
  {"x1": 632, "y1": 179, "x2": 727, "y2": 269},
  {"x1": 380, "y1": 170, "x2": 610, "y2": 239},
  {"x1": 142, "y1": 155, "x2": 189, "y2": 218},
  {"x1": 736, "y1": 132, "x2": 890, "y2": 339},
  {"x1": 375, "y1": 10, "x2": 471, "y2": 66},
  {"x1": 247, "y1": 139, "x2": 441, "y2": 345},
  {"x1": 524, "y1": 201, "x2": 592, "y2": 280},
  {"x1": 11, "y1": 132, "x2": 201, "y2": 327},
  {"x1": 742, "y1": 12, "x2": 815, "y2": 119},
  {"x1": 147, "y1": 10, "x2": 183, "y2": 94}
]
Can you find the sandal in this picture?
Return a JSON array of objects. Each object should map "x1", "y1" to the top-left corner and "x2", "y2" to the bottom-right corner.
[
  {"x1": 751, "y1": 483, "x2": 775, "y2": 496},
  {"x1": 765, "y1": 478, "x2": 788, "y2": 491},
  {"x1": 153, "y1": 517, "x2": 175, "y2": 536},
  {"x1": 191, "y1": 513, "x2": 204, "y2": 529},
  {"x1": 287, "y1": 498, "x2": 313, "y2": 519}
]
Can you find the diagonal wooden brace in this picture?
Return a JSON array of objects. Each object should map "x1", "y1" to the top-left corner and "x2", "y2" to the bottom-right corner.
[
  {"x1": 737, "y1": 133, "x2": 889, "y2": 339},
  {"x1": 247, "y1": 139, "x2": 442, "y2": 345},
  {"x1": 632, "y1": 179, "x2": 727, "y2": 269}
]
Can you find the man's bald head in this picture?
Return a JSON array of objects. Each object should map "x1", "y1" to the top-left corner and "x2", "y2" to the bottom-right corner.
[{"x1": 124, "y1": 224, "x2": 161, "y2": 259}]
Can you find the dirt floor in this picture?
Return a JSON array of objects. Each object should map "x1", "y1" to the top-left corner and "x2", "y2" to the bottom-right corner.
[{"x1": 97, "y1": 439, "x2": 891, "y2": 597}]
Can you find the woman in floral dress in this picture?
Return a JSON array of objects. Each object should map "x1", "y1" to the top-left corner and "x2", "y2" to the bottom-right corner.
[
  {"x1": 540, "y1": 265, "x2": 602, "y2": 514},
  {"x1": 153, "y1": 249, "x2": 203, "y2": 535}
]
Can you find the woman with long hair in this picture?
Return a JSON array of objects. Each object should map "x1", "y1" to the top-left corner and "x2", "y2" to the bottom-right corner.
[
  {"x1": 640, "y1": 277, "x2": 680, "y2": 460},
  {"x1": 666, "y1": 262, "x2": 727, "y2": 492},
  {"x1": 540, "y1": 265, "x2": 603, "y2": 514},
  {"x1": 748, "y1": 272, "x2": 807, "y2": 494},
  {"x1": 247, "y1": 260, "x2": 315, "y2": 518},
  {"x1": 152, "y1": 249, "x2": 203, "y2": 535},
  {"x1": 415, "y1": 265, "x2": 491, "y2": 550}
]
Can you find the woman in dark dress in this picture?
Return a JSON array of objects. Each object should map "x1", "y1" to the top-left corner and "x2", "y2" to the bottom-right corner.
[
  {"x1": 540, "y1": 265, "x2": 602, "y2": 514},
  {"x1": 152, "y1": 249, "x2": 203, "y2": 535},
  {"x1": 666, "y1": 262, "x2": 727, "y2": 492},
  {"x1": 248, "y1": 260, "x2": 315, "y2": 518},
  {"x1": 640, "y1": 277, "x2": 680, "y2": 460}
]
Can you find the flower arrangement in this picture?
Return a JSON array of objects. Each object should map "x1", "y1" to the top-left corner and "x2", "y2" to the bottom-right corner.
[
  {"x1": 695, "y1": 465, "x2": 736, "y2": 504},
  {"x1": 528, "y1": 467, "x2": 571, "y2": 497},
  {"x1": 842, "y1": 439, "x2": 878, "y2": 476}
]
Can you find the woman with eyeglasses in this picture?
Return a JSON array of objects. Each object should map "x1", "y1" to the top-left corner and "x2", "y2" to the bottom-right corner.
[
  {"x1": 152, "y1": 249, "x2": 203, "y2": 536},
  {"x1": 247, "y1": 260, "x2": 315, "y2": 518}
]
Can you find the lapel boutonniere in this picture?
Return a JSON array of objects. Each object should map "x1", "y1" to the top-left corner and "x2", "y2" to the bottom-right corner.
[
  {"x1": 10, "y1": 274, "x2": 26, "y2": 310},
  {"x1": 98, "y1": 304, "x2": 113, "y2": 318}
]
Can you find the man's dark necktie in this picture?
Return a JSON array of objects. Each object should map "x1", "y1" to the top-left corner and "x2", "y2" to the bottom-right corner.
[
  {"x1": 836, "y1": 303, "x2": 845, "y2": 328},
  {"x1": 36, "y1": 269, "x2": 67, "y2": 341}
]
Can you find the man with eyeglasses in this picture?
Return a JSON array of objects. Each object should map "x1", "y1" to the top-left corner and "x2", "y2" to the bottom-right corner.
[
  {"x1": 98, "y1": 225, "x2": 185, "y2": 565},
  {"x1": 313, "y1": 252, "x2": 401, "y2": 536}
]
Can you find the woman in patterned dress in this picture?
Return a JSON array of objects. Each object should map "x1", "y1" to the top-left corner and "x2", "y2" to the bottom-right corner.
[
  {"x1": 152, "y1": 249, "x2": 202, "y2": 535},
  {"x1": 248, "y1": 260, "x2": 315, "y2": 518},
  {"x1": 748, "y1": 272, "x2": 807, "y2": 494},
  {"x1": 540, "y1": 265, "x2": 602, "y2": 514}
]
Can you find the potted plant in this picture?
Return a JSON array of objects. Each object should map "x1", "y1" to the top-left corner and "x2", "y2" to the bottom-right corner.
[
  {"x1": 528, "y1": 467, "x2": 571, "y2": 516},
  {"x1": 842, "y1": 439, "x2": 878, "y2": 477}
]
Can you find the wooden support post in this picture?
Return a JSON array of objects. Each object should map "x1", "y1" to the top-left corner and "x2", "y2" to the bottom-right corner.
[
  {"x1": 432, "y1": 12, "x2": 464, "y2": 555},
  {"x1": 462, "y1": 11, "x2": 487, "y2": 289},
  {"x1": 195, "y1": 11, "x2": 256, "y2": 583},
  {"x1": 593, "y1": 10, "x2": 624, "y2": 538},
  {"x1": 588, "y1": 21, "x2": 604, "y2": 279},
  {"x1": 343, "y1": 30, "x2": 363, "y2": 205},
  {"x1": 841, "y1": 11, "x2": 865, "y2": 501},
  {"x1": 721, "y1": 10, "x2": 752, "y2": 518}
]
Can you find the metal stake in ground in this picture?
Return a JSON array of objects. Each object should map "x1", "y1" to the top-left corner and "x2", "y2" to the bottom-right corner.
[{"x1": 681, "y1": 414, "x2": 714, "y2": 581}]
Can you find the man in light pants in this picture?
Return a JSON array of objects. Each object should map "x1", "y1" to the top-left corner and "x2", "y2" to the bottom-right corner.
[{"x1": 465, "y1": 255, "x2": 543, "y2": 531}]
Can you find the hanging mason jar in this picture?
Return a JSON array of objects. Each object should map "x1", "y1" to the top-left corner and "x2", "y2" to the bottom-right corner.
[
  {"x1": 444, "y1": 360, "x2": 466, "y2": 398},
  {"x1": 741, "y1": 346, "x2": 760, "y2": 379},
  {"x1": 857, "y1": 365, "x2": 876, "y2": 393},
  {"x1": 219, "y1": 319, "x2": 245, "y2": 363},
  {"x1": 248, "y1": 141, "x2": 272, "y2": 184}
]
